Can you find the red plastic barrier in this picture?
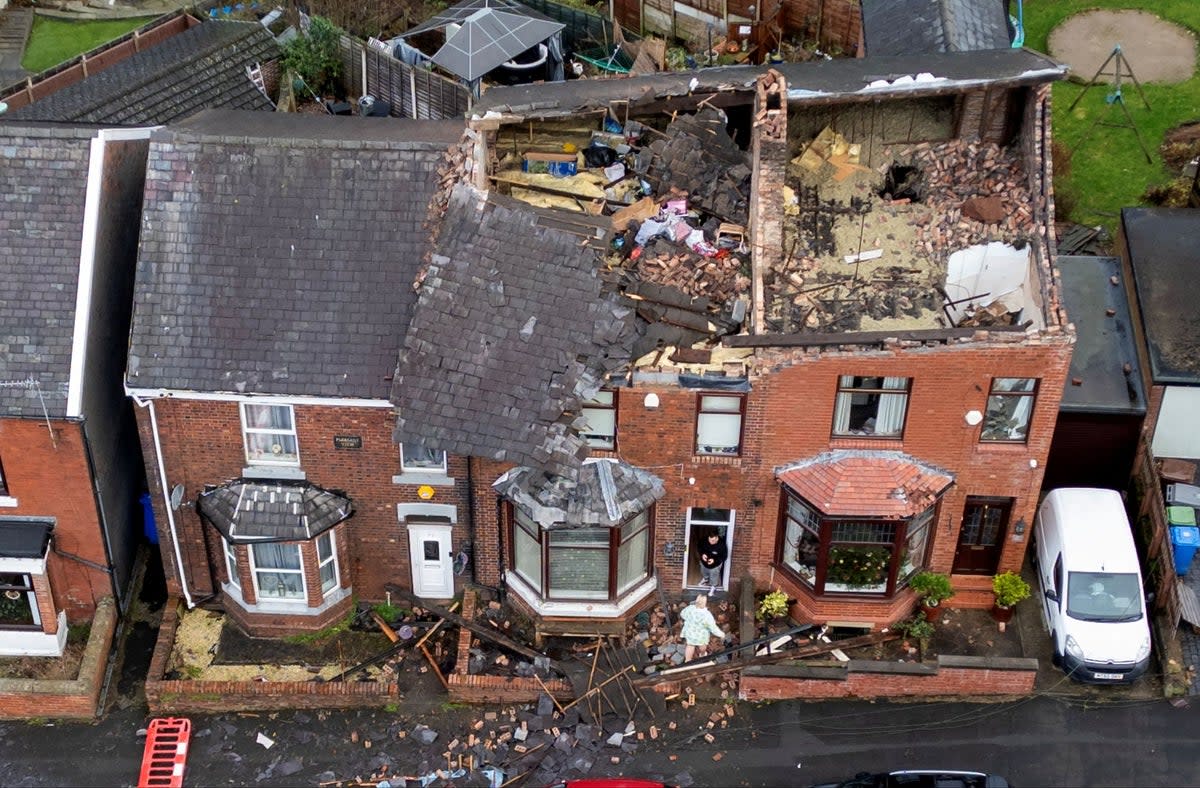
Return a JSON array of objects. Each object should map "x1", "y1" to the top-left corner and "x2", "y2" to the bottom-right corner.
[{"x1": 137, "y1": 717, "x2": 191, "y2": 788}]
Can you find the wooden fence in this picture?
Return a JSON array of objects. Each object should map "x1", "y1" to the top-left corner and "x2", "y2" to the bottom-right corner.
[
  {"x1": 517, "y1": 0, "x2": 632, "y2": 53},
  {"x1": 1131, "y1": 433, "x2": 1181, "y2": 639},
  {"x1": 337, "y1": 36, "x2": 471, "y2": 120}
]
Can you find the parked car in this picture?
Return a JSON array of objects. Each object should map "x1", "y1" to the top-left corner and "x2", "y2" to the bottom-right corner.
[
  {"x1": 810, "y1": 770, "x2": 1010, "y2": 788},
  {"x1": 1033, "y1": 488, "x2": 1152, "y2": 683}
]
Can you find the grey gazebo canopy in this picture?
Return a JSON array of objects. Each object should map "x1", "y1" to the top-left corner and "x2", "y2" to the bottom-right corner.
[
  {"x1": 402, "y1": 0, "x2": 564, "y2": 83},
  {"x1": 197, "y1": 479, "x2": 354, "y2": 544}
]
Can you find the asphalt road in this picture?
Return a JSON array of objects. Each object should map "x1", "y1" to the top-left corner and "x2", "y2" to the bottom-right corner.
[{"x1": 1, "y1": 692, "x2": 1198, "y2": 787}]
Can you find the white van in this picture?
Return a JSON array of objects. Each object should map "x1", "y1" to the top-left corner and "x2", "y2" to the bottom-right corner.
[{"x1": 1033, "y1": 488, "x2": 1151, "y2": 683}]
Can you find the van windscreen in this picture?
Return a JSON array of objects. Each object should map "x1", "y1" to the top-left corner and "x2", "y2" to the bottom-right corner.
[{"x1": 1066, "y1": 572, "x2": 1143, "y2": 622}]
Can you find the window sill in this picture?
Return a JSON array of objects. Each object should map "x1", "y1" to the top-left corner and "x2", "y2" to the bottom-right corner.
[
  {"x1": 0, "y1": 496, "x2": 17, "y2": 508},
  {"x1": 392, "y1": 472, "x2": 455, "y2": 487},
  {"x1": 830, "y1": 437, "x2": 903, "y2": 450},
  {"x1": 692, "y1": 454, "x2": 742, "y2": 466},
  {"x1": 0, "y1": 611, "x2": 66, "y2": 657},
  {"x1": 506, "y1": 572, "x2": 656, "y2": 619},
  {"x1": 223, "y1": 583, "x2": 351, "y2": 615},
  {"x1": 242, "y1": 465, "x2": 306, "y2": 481},
  {"x1": 975, "y1": 441, "x2": 1031, "y2": 452}
]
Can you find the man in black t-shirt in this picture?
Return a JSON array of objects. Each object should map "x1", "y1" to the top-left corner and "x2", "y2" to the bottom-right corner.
[{"x1": 699, "y1": 531, "x2": 728, "y2": 588}]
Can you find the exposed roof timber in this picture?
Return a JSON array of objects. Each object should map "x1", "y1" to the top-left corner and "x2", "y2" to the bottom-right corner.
[{"x1": 722, "y1": 324, "x2": 1029, "y2": 349}]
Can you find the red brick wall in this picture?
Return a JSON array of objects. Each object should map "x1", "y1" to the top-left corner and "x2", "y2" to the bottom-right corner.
[
  {"x1": 739, "y1": 658, "x2": 1037, "y2": 700},
  {"x1": 133, "y1": 398, "x2": 472, "y2": 621},
  {"x1": 0, "y1": 597, "x2": 117, "y2": 720},
  {"x1": 0, "y1": 418, "x2": 111, "y2": 622}
]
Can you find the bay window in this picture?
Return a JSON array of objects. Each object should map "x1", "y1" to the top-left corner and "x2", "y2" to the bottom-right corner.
[
  {"x1": 251, "y1": 542, "x2": 305, "y2": 601},
  {"x1": 778, "y1": 490, "x2": 935, "y2": 596},
  {"x1": 317, "y1": 532, "x2": 338, "y2": 595},
  {"x1": 510, "y1": 506, "x2": 653, "y2": 602},
  {"x1": 0, "y1": 573, "x2": 38, "y2": 629},
  {"x1": 832, "y1": 376, "x2": 910, "y2": 438}
]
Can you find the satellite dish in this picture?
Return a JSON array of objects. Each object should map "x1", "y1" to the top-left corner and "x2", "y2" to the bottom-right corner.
[{"x1": 169, "y1": 484, "x2": 185, "y2": 511}]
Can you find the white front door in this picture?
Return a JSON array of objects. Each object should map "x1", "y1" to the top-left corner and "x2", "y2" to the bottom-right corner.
[{"x1": 407, "y1": 522, "x2": 454, "y2": 598}]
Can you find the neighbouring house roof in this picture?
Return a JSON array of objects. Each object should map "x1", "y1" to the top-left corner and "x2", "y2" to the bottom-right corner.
[
  {"x1": 5, "y1": 20, "x2": 277, "y2": 125},
  {"x1": 1121, "y1": 208, "x2": 1200, "y2": 386},
  {"x1": 471, "y1": 48, "x2": 1065, "y2": 118},
  {"x1": 1056, "y1": 256, "x2": 1145, "y2": 415},
  {"x1": 392, "y1": 184, "x2": 640, "y2": 480},
  {"x1": 861, "y1": 0, "x2": 1012, "y2": 57},
  {"x1": 777, "y1": 450, "x2": 955, "y2": 518},
  {"x1": 197, "y1": 479, "x2": 354, "y2": 543},
  {"x1": 128, "y1": 109, "x2": 462, "y2": 399},
  {"x1": 494, "y1": 459, "x2": 665, "y2": 528},
  {"x1": 0, "y1": 520, "x2": 54, "y2": 559},
  {"x1": 0, "y1": 124, "x2": 95, "y2": 418}
]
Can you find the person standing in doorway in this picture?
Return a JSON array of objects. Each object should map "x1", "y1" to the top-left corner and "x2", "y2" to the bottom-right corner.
[
  {"x1": 698, "y1": 530, "x2": 728, "y2": 588},
  {"x1": 679, "y1": 594, "x2": 726, "y2": 662}
]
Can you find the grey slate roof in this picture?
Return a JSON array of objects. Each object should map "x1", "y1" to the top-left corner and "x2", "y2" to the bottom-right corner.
[
  {"x1": 197, "y1": 479, "x2": 354, "y2": 543},
  {"x1": 494, "y1": 459, "x2": 665, "y2": 528},
  {"x1": 392, "y1": 184, "x2": 640, "y2": 480},
  {"x1": 1121, "y1": 208, "x2": 1200, "y2": 386},
  {"x1": 6, "y1": 21, "x2": 277, "y2": 125},
  {"x1": 128, "y1": 109, "x2": 463, "y2": 399},
  {"x1": 0, "y1": 124, "x2": 95, "y2": 417},
  {"x1": 1056, "y1": 256, "x2": 1145, "y2": 415},
  {"x1": 861, "y1": 0, "x2": 1012, "y2": 57}
]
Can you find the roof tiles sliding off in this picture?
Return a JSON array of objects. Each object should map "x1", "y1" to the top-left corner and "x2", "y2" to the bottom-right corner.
[
  {"x1": 7, "y1": 20, "x2": 278, "y2": 125},
  {"x1": 392, "y1": 184, "x2": 639, "y2": 480},
  {"x1": 128, "y1": 110, "x2": 462, "y2": 399}
]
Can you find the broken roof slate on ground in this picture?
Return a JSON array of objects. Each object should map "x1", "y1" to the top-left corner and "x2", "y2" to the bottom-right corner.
[
  {"x1": 392, "y1": 183, "x2": 639, "y2": 480},
  {"x1": 6, "y1": 20, "x2": 277, "y2": 125},
  {"x1": 861, "y1": 0, "x2": 1013, "y2": 57},
  {"x1": 0, "y1": 124, "x2": 94, "y2": 417},
  {"x1": 129, "y1": 110, "x2": 462, "y2": 399}
]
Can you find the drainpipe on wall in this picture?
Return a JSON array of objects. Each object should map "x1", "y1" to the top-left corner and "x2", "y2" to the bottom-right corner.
[{"x1": 135, "y1": 395, "x2": 194, "y2": 608}]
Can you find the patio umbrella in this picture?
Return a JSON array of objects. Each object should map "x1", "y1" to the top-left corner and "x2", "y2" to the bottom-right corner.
[{"x1": 428, "y1": 7, "x2": 564, "y2": 82}]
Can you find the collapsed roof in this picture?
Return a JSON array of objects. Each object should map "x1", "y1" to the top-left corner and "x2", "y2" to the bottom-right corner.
[{"x1": 392, "y1": 184, "x2": 640, "y2": 480}]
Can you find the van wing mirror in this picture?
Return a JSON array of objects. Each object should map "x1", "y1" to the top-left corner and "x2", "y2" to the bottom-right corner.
[{"x1": 1044, "y1": 589, "x2": 1059, "y2": 603}]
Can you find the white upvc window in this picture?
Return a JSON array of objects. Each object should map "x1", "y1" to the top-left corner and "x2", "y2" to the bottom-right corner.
[
  {"x1": 695, "y1": 394, "x2": 745, "y2": 455},
  {"x1": 317, "y1": 532, "x2": 339, "y2": 595},
  {"x1": 250, "y1": 542, "x2": 306, "y2": 602},
  {"x1": 581, "y1": 390, "x2": 618, "y2": 450},
  {"x1": 223, "y1": 539, "x2": 240, "y2": 588},
  {"x1": 241, "y1": 403, "x2": 300, "y2": 466},
  {"x1": 400, "y1": 444, "x2": 448, "y2": 473}
]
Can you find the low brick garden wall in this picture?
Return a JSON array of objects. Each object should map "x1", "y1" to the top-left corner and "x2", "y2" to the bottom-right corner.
[
  {"x1": 738, "y1": 655, "x2": 1039, "y2": 700},
  {"x1": 447, "y1": 589, "x2": 572, "y2": 704},
  {"x1": 145, "y1": 598, "x2": 398, "y2": 714},
  {"x1": 0, "y1": 596, "x2": 117, "y2": 720}
]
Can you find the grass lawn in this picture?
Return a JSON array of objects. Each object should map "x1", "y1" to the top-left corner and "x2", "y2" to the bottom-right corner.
[
  {"x1": 1021, "y1": 1, "x2": 1200, "y2": 232},
  {"x1": 21, "y1": 16, "x2": 158, "y2": 73}
]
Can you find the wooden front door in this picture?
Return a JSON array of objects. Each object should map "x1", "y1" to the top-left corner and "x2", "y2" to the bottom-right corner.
[{"x1": 953, "y1": 497, "x2": 1012, "y2": 575}]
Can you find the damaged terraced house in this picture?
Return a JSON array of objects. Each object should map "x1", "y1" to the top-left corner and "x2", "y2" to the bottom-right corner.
[{"x1": 131, "y1": 46, "x2": 1073, "y2": 645}]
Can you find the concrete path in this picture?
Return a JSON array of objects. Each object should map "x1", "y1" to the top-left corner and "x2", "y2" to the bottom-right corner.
[{"x1": 0, "y1": 6, "x2": 32, "y2": 86}]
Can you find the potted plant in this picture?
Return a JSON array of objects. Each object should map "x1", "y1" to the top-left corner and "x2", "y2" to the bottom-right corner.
[
  {"x1": 908, "y1": 571, "x2": 954, "y2": 625},
  {"x1": 757, "y1": 588, "x2": 790, "y2": 621},
  {"x1": 991, "y1": 570, "x2": 1031, "y2": 625}
]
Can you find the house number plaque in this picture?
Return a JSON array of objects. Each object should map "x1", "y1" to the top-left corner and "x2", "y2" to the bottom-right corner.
[{"x1": 333, "y1": 435, "x2": 363, "y2": 450}]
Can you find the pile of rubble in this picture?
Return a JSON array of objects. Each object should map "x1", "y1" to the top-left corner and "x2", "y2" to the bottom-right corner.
[
  {"x1": 628, "y1": 236, "x2": 751, "y2": 304},
  {"x1": 909, "y1": 139, "x2": 1036, "y2": 255}
]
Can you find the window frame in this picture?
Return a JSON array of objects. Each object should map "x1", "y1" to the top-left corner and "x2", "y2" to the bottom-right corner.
[
  {"x1": 0, "y1": 454, "x2": 8, "y2": 496},
  {"x1": 831, "y1": 375, "x2": 912, "y2": 440},
  {"x1": 400, "y1": 444, "x2": 449, "y2": 474},
  {"x1": 223, "y1": 538, "x2": 240, "y2": 588},
  {"x1": 980, "y1": 377, "x2": 1039, "y2": 444},
  {"x1": 249, "y1": 541, "x2": 308, "y2": 603},
  {"x1": 507, "y1": 503, "x2": 655, "y2": 602},
  {"x1": 0, "y1": 572, "x2": 40, "y2": 630},
  {"x1": 775, "y1": 489, "x2": 936, "y2": 597},
  {"x1": 694, "y1": 393, "x2": 746, "y2": 456},
  {"x1": 580, "y1": 389, "x2": 619, "y2": 451},
  {"x1": 316, "y1": 532, "x2": 339, "y2": 596},
  {"x1": 240, "y1": 403, "x2": 301, "y2": 467}
]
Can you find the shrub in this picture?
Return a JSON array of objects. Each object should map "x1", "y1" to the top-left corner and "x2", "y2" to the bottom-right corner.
[
  {"x1": 896, "y1": 611, "x2": 934, "y2": 642},
  {"x1": 992, "y1": 571, "x2": 1031, "y2": 607},
  {"x1": 282, "y1": 15, "x2": 344, "y2": 97},
  {"x1": 908, "y1": 571, "x2": 954, "y2": 605},
  {"x1": 756, "y1": 589, "x2": 789, "y2": 620}
]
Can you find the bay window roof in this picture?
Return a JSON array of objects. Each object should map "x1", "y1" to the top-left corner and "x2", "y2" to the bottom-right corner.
[
  {"x1": 494, "y1": 459, "x2": 664, "y2": 528},
  {"x1": 198, "y1": 480, "x2": 354, "y2": 544},
  {"x1": 0, "y1": 520, "x2": 53, "y2": 559},
  {"x1": 776, "y1": 450, "x2": 954, "y2": 517}
]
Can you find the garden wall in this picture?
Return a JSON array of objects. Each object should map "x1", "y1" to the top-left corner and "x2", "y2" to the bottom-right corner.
[
  {"x1": 738, "y1": 655, "x2": 1038, "y2": 700},
  {"x1": 145, "y1": 599, "x2": 398, "y2": 714},
  {"x1": 0, "y1": 596, "x2": 117, "y2": 720}
]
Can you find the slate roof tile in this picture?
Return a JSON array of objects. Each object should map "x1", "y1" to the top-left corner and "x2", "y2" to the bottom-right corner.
[
  {"x1": 392, "y1": 184, "x2": 640, "y2": 480},
  {"x1": 0, "y1": 124, "x2": 95, "y2": 417},
  {"x1": 7, "y1": 21, "x2": 278, "y2": 125},
  {"x1": 128, "y1": 109, "x2": 463, "y2": 399},
  {"x1": 862, "y1": 0, "x2": 1011, "y2": 57}
]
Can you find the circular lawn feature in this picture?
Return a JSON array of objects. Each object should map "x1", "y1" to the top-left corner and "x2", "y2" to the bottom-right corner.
[{"x1": 1048, "y1": 9, "x2": 1196, "y2": 85}]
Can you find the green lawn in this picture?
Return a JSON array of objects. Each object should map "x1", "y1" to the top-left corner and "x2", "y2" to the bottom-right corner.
[
  {"x1": 21, "y1": 16, "x2": 158, "y2": 73},
  {"x1": 1022, "y1": 1, "x2": 1200, "y2": 231}
]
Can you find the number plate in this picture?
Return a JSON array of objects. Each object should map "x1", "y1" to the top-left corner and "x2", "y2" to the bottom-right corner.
[{"x1": 1092, "y1": 671, "x2": 1124, "y2": 680}]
